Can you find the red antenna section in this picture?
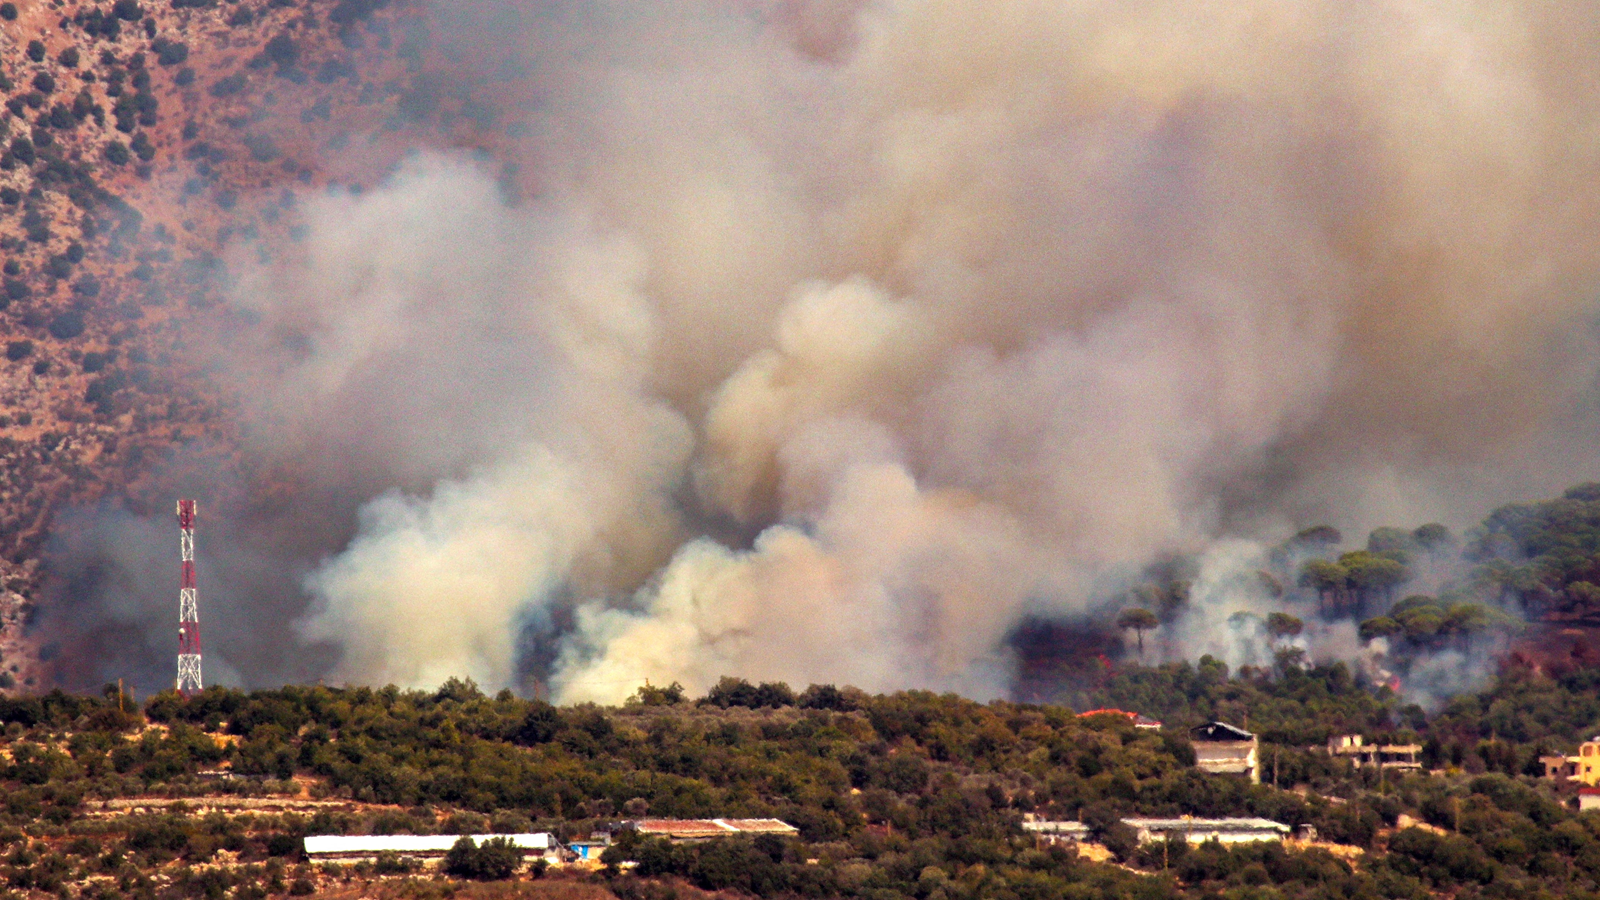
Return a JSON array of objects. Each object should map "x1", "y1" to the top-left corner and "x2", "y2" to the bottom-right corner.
[{"x1": 176, "y1": 500, "x2": 203, "y2": 696}]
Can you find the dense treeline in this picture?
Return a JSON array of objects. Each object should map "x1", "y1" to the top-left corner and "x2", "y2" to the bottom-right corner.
[{"x1": 0, "y1": 662, "x2": 1591, "y2": 899}]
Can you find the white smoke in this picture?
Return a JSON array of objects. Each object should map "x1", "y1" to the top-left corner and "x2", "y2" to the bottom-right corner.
[{"x1": 199, "y1": 0, "x2": 1600, "y2": 700}]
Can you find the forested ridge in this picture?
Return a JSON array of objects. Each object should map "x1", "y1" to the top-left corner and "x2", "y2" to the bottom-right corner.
[{"x1": 0, "y1": 654, "x2": 1589, "y2": 900}]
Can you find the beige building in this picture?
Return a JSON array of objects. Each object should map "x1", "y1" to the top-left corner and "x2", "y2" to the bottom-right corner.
[
  {"x1": 1191, "y1": 722, "x2": 1260, "y2": 783},
  {"x1": 1542, "y1": 738, "x2": 1600, "y2": 785}
]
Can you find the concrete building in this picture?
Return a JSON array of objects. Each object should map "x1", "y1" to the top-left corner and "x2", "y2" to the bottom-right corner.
[
  {"x1": 1021, "y1": 820, "x2": 1090, "y2": 846},
  {"x1": 1122, "y1": 817, "x2": 1290, "y2": 845},
  {"x1": 303, "y1": 833, "x2": 559, "y2": 863},
  {"x1": 1579, "y1": 738, "x2": 1600, "y2": 785},
  {"x1": 1543, "y1": 755, "x2": 1578, "y2": 779},
  {"x1": 1327, "y1": 735, "x2": 1422, "y2": 771},
  {"x1": 1191, "y1": 722, "x2": 1260, "y2": 783},
  {"x1": 1539, "y1": 737, "x2": 1600, "y2": 785},
  {"x1": 626, "y1": 819, "x2": 798, "y2": 843}
]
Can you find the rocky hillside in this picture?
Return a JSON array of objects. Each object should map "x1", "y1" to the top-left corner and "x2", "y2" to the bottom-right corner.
[{"x1": 0, "y1": 0, "x2": 520, "y2": 689}]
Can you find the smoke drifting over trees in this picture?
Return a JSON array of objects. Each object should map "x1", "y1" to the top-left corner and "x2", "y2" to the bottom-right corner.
[{"x1": 38, "y1": 1, "x2": 1600, "y2": 700}]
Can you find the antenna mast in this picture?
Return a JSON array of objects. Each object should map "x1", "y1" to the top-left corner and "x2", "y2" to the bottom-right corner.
[{"x1": 176, "y1": 500, "x2": 202, "y2": 695}]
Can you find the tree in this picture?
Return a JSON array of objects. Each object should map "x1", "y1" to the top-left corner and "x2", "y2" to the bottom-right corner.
[
  {"x1": 1367, "y1": 527, "x2": 1418, "y2": 563},
  {"x1": 1443, "y1": 603, "x2": 1492, "y2": 653},
  {"x1": 443, "y1": 836, "x2": 521, "y2": 880},
  {"x1": 629, "y1": 681, "x2": 685, "y2": 707},
  {"x1": 1265, "y1": 612, "x2": 1303, "y2": 644},
  {"x1": 1298, "y1": 559, "x2": 1349, "y2": 614},
  {"x1": 1413, "y1": 523, "x2": 1456, "y2": 558},
  {"x1": 1358, "y1": 616, "x2": 1402, "y2": 642},
  {"x1": 1116, "y1": 608, "x2": 1159, "y2": 654},
  {"x1": 1292, "y1": 525, "x2": 1343, "y2": 547},
  {"x1": 1340, "y1": 551, "x2": 1409, "y2": 614}
]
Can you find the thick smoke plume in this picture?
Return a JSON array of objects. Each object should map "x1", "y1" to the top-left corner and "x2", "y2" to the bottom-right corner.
[{"x1": 47, "y1": 1, "x2": 1600, "y2": 700}]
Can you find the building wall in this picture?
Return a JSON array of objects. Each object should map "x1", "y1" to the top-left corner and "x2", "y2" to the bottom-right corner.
[
  {"x1": 1194, "y1": 740, "x2": 1260, "y2": 783},
  {"x1": 1580, "y1": 742, "x2": 1600, "y2": 786}
]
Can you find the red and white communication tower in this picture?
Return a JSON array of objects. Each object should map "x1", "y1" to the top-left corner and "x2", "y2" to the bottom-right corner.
[{"x1": 176, "y1": 500, "x2": 202, "y2": 695}]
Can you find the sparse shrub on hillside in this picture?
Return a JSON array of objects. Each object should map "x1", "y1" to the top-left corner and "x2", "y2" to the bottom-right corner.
[
  {"x1": 113, "y1": 0, "x2": 143, "y2": 19},
  {"x1": 73, "y1": 276, "x2": 100, "y2": 298},
  {"x1": 9, "y1": 138, "x2": 34, "y2": 166},
  {"x1": 32, "y1": 360, "x2": 48, "y2": 376},
  {"x1": 0, "y1": 188, "x2": 18, "y2": 206},
  {"x1": 31, "y1": 73, "x2": 55, "y2": 95},
  {"x1": 316, "y1": 58, "x2": 356, "y2": 84},
  {"x1": 330, "y1": 0, "x2": 386, "y2": 24},
  {"x1": 25, "y1": 40, "x2": 44, "y2": 62},
  {"x1": 175, "y1": 67, "x2": 195, "y2": 87},
  {"x1": 81, "y1": 7, "x2": 124, "y2": 39},
  {"x1": 210, "y1": 72, "x2": 247, "y2": 97},
  {"x1": 45, "y1": 256, "x2": 72, "y2": 279},
  {"x1": 4, "y1": 279, "x2": 28, "y2": 302},
  {"x1": 0, "y1": 3, "x2": 16, "y2": 20},
  {"x1": 152, "y1": 38, "x2": 189, "y2": 66},
  {"x1": 2, "y1": 261, "x2": 16, "y2": 275},
  {"x1": 104, "y1": 141, "x2": 130, "y2": 165},
  {"x1": 130, "y1": 132, "x2": 154, "y2": 162},
  {"x1": 227, "y1": 5, "x2": 254, "y2": 26},
  {"x1": 48, "y1": 311, "x2": 84, "y2": 340},
  {"x1": 244, "y1": 134, "x2": 279, "y2": 163},
  {"x1": 58, "y1": 48, "x2": 79, "y2": 69},
  {"x1": 80, "y1": 351, "x2": 113, "y2": 373},
  {"x1": 143, "y1": 16, "x2": 156, "y2": 36},
  {"x1": 264, "y1": 33, "x2": 299, "y2": 67},
  {"x1": 113, "y1": 97, "x2": 137, "y2": 132},
  {"x1": 47, "y1": 104, "x2": 75, "y2": 130},
  {"x1": 6, "y1": 341, "x2": 32, "y2": 362}
]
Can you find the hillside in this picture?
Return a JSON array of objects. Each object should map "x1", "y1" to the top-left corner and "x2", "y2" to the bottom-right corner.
[{"x1": 0, "y1": 667, "x2": 1588, "y2": 899}]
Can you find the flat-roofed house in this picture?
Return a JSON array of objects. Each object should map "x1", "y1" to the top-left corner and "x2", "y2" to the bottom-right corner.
[
  {"x1": 1021, "y1": 820, "x2": 1090, "y2": 846},
  {"x1": 1327, "y1": 735, "x2": 1423, "y2": 771},
  {"x1": 1191, "y1": 722, "x2": 1260, "y2": 783},
  {"x1": 1122, "y1": 817, "x2": 1290, "y2": 845}
]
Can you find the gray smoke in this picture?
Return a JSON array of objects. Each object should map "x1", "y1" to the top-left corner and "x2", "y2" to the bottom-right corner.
[{"x1": 53, "y1": 0, "x2": 1600, "y2": 700}]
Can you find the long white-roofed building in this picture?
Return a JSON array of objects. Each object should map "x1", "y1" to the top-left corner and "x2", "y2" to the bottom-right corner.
[{"x1": 302, "y1": 833, "x2": 559, "y2": 862}]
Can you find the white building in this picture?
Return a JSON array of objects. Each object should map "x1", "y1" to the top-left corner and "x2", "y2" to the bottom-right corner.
[
  {"x1": 303, "y1": 833, "x2": 560, "y2": 863},
  {"x1": 1122, "y1": 817, "x2": 1290, "y2": 845},
  {"x1": 1021, "y1": 820, "x2": 1091, "y2": 846}
]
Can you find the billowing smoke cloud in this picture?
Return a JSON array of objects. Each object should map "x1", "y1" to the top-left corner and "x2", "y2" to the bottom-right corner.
[{"x1": 46, "y1": 1, "x2": 1600, "y2": 700}]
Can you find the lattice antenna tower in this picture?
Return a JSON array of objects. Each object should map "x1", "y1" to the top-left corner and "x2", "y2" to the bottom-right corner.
[{"x1": 176, "y1": 500, "x2": 202, "y2": 695}]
